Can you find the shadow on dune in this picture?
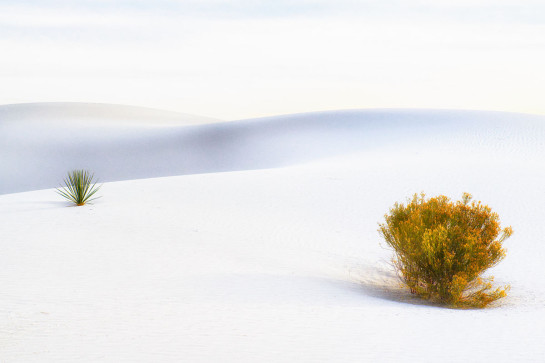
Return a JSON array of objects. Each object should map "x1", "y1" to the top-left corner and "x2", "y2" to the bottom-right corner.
[
  {"x1": 180, "y1": 269, "x2": 440, "y2": 308},
  {"x1": 350, "y1": 263, "x2": 514, "y2": 309},
  {"x1": 3, "y1": 107, "x2": 545, "y2": 194},
  {"x1": 348, "y1": 263, "x2": 444, "y2": 307},
  {"x1": 180, "y1": 273, "x2": 367, "y2": 306},
  {"x1": 0, "y1": 200, "x2": 78, "y2": 214}
]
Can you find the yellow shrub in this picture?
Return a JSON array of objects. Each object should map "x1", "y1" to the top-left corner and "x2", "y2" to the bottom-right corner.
[{"x1": 379, "y1": 193, "x2": 512, "y2": 308}]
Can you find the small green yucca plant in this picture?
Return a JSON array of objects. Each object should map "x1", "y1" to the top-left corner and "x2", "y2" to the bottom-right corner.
[
  {"x1": 379, "y1": 193, "x2": 512, "y2": 308},
  {"x1": 57, "y1": 169, "x2": 102, "y2": 206}
]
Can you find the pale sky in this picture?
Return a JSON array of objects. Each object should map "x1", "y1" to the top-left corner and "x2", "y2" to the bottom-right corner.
[{"x1": 1, "y1": 0, "x2": 544, "y2": 119}]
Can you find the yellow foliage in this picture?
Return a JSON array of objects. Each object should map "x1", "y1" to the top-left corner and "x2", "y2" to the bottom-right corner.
[{"x1": 379, "y1": 193, "x2": 512, "y2": 308}]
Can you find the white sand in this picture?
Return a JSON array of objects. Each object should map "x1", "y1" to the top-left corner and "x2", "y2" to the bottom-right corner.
[
  {"x1": 1, "y1": 104, "x2": 545, "y2": 362},
  {"x1": 0, "y1": 103, "x2": 220, "y2": 194}
]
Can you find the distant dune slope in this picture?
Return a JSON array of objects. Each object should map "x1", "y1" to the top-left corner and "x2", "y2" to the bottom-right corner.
[
  {"x1": 0, "y1": 102, "x2": 220, "y2": 127},
  {"x1": 1, "y1": 103, "x2": 545, "y2": 194}
]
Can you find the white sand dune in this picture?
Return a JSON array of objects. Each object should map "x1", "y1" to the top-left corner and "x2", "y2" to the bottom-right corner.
[
  {"x1": 0, "y1": 103, "x2": 221, "y2": 194},
  {"x1": 1, "y1": 104, "x2": 545, "y2": 362},
  {"x1": 2, "y1": 103, "x2": 545, "y2": 195}
]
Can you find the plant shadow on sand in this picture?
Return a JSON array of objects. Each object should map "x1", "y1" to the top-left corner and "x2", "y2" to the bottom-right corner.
[
  {"x1": 0, "y1": 200, "x2": 75, "y2": 214},
  {"x1": 349, "y1": 263, "x2": 514, "y2": 309},
  {"x1": 182, "y1": 269, "x2": 441, "y2": 308},
  {"x1": 348, "y1": 263, "x2": 446, "y2": 308}
]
